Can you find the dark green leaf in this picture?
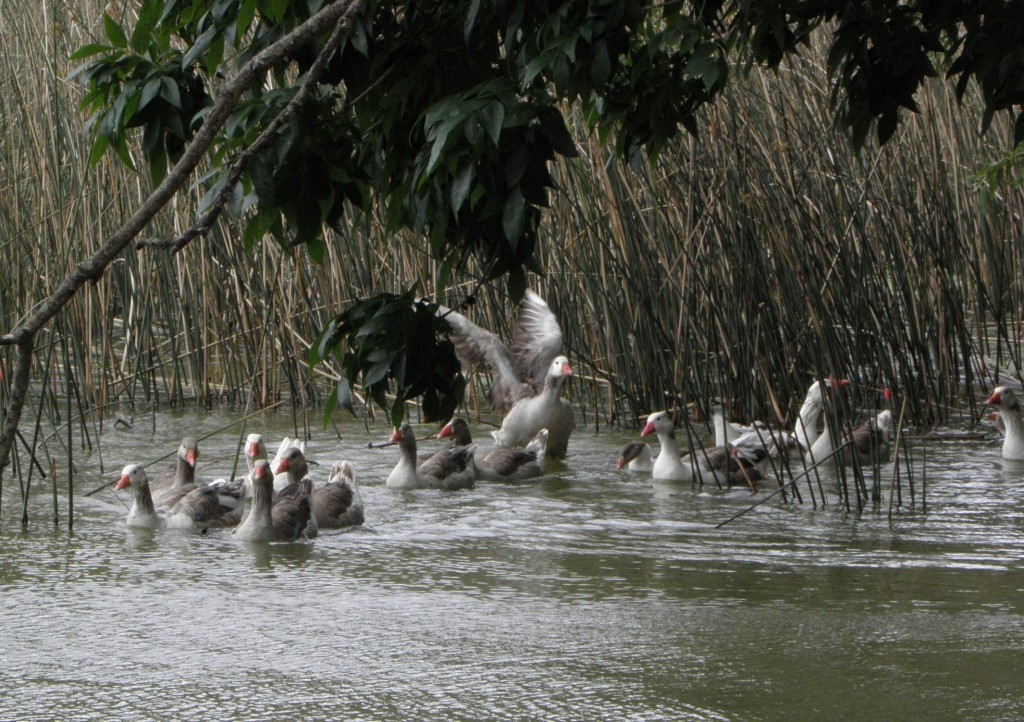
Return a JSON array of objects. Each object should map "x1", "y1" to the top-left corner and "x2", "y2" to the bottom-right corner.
[
  {"x1": 103, "y1": 14, "x2": 128, "y2": 49},
  {"x1": 69, "y1": 43, "x2": 112, "y2": 61},
  {"x1": 502, "y1": 190, "x2": 524, "y2": 247}
]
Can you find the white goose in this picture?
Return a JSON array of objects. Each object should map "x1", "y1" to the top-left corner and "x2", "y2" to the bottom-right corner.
[
  {"x1": 441, "y1": 290, "x2": 575, "y2": 459},
  {"x1": 793, "y1": 378, "x2": 850, "y2": 453},
  {"x1": 986, "y1": 386, "x2": 1024, "y2": 460},
  {"x1": 807, "y1": 408, "x2": 894, "y2": 467},
  {"x1": 640, "y1": 411, "x2": 781, "y2": 487},
  {"x1": 639, "y1": 411, "x2": 701, "y2": 483}
]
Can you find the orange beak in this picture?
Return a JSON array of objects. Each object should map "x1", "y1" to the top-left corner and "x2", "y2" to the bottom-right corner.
[{"x1": 115, "y1": 475, "x2": 131, "y2": 490}]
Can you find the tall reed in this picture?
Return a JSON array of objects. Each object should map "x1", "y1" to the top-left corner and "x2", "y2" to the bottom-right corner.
[{"x1": 1, "y1": 3, "x2": 1020, "y2": 520}]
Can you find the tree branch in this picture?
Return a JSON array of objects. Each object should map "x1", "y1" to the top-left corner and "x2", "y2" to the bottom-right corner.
[{"x1": 138, "y1": 5, "x2": 356, "y2": 255}]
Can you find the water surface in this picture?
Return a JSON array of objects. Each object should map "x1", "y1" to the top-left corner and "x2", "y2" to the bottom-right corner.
[{"x1": 1, "y1": 411, "x2": 1022, "y2": 720}]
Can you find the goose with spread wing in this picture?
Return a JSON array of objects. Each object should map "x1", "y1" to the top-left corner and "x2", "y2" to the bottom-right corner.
[{"x1": 441, "y1": 291, "x2": 575, "y2": 459}]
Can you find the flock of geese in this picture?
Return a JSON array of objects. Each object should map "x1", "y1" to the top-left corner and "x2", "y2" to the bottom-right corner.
[{"x1": 114, "y1": 290, "x2": 1024, "y2": 541}]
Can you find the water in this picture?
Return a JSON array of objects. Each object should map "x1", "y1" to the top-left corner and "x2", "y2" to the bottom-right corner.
[{"x1": 1, "y1": 410, "x2": 1023, "y2": 721}]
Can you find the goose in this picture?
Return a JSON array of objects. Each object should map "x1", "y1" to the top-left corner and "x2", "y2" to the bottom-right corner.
[
  {"x1": 793, "y1": 379, "x2": 849, "y2": 453},
  {"x1": 233, "y1": 459, "x2": 315, "y2": 542},
  {"x1": 150, "y1": 437, "x2": 201, "y2": 509},
  {"x1": 438, "y1": 417, "x2": 548, "y2": 481},
  {"x1": 116, "y1": 464, "x2": 232, "y2": 531},
  {"x1": 116, "y1": 464, "x2": 165, "y2": 529},
  {"x1": 806, "y1": 408, "x2": 894, "y2": 467},
  {"x1": 640, "y1": 411, "x2": 775, "y2": 487},
  {"x1": 208, "y1": 432, "x2": 267, "y2": 523},
  {"x1": 315, "y1": 461, "x2": 365, "y2": 529},
  {"x1": 711, "y1": 401, "x2": 768, "y2": 447},
  {"x1": 440, "y1": 290, "x2": 575, "y2": 458},
  {"x1": 273, "y1": 446, "x2": 319, "y2": 538},
  {"x1": 710, "y1": 401, "x2": 797, "y2": 464},
  {"x1": 271, "y1": 436, "x2": 306, "y2": 492},
  {"x1": 386, "y1": 424, "x2": 476, "y2": 490},
  {"x1": 616, "y1": 441, "x2": 653, "y2": 471},
  {"x1": 986, "y1": 386, "x2": 1024, "y2": 460}
]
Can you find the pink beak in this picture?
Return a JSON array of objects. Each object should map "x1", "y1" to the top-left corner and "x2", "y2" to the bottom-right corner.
[
  {"x1": 116, "y1": 475, "x2": 131, "y2": 490},
  {"x1": 640, "y1": 422, "x2": 656, "y2": 437},
  {"x1": 986, "y1": 390, "x2": 1002, "y2": 405},
  {"x1": 275, "y1": 459, "x2": 288, "y2": 474},
  {"x1": 615, "y1": 457, "x2": 627, "y2": 470},
  {"x1": 246, "y1": 441, "x2": 260, "y2": 458},
  {"x1": 562, "y1": 364, "x2": 574, "y2": 376},
  {"x1": 438, "y1": 423, "x2": 453, "y2": 439},
  {"x1": 390, "y1": 428, "x2": 404, "y2": 443},
  {"x1": 185, "y1": 449, "x2": 198, "y2": 467}
]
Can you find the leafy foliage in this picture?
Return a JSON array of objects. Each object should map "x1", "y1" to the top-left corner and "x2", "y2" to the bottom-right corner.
[
  {"x1": 73, "y1": 0, "x2": 1024, "y2": 422},
  {"x1": 309, "y1": 291, "x2": 465, "y2": 427}
]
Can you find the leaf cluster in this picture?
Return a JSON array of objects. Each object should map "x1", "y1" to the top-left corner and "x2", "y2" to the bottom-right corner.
[{"x1": 309, "y1": 290, "x2": 465, "y2": 427}]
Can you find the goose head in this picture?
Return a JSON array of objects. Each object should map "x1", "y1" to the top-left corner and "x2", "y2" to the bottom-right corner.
[
  {"x1": 251, "y1": 459, "x2": 273, "y2": 490},
  {"x1": 115, "y1": 463, "x2": 149, "y2": 491},
  {"x1": 986, "y1": 386, "x2": 1020, "y2": 411},
  {"x1": 438, "y1": 417, "x2": 472, "y2": 445},
  {"x1": 806, "y1": 377, "x2": 849, "y2": 404},
  {"x1": 178, "y1": 437, "x2": 199, "y2": 467},
  {"x1": 616, "y1": 441, "x2": 649, "y2": 469},
  {"x1": 245, "y1": 433, "x2": 266, "y2": 461},
  {"x1": 641, "y1": 411, "x2": 675, "y2": 438},
  {"x1": 274, "y1": 446, "x2": 309, "y2": 478},
  {"x1": 549, "y1": 356, "x2": 573, "y2": 378}
]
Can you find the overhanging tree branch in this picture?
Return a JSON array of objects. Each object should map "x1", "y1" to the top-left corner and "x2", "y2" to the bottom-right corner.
[{"x1": 137, "y1": 3, "x2": 356, "y2": 255}]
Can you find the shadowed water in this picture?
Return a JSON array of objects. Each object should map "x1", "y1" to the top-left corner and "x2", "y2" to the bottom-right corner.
[{"x1": 1, "y1": 410, "x2": 1022, "y2": 721}]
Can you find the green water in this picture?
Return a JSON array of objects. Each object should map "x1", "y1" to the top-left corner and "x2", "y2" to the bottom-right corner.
[{"x1": 1, "y1": 410, "x2": 1022, "y2": 721}]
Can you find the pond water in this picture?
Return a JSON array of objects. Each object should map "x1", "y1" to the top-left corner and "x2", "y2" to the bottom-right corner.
[{"x1": 1, "y1": 409, "x2": 1022, "y2": 721}]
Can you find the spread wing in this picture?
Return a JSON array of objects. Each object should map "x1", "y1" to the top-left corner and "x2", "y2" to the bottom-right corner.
[
  {"x1": 439, "y1": 305, "x2": 531, "y2": 413},
  {"x1": 511, "y1": 291, "x2": 564, "y2": 388}
]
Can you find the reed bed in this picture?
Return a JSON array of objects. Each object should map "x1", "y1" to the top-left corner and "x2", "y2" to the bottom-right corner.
[{"x1": 1, "y1": 3, "x2": 1021, "y2": 520}]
